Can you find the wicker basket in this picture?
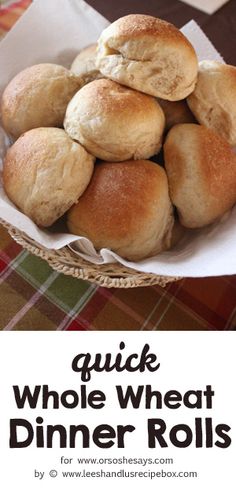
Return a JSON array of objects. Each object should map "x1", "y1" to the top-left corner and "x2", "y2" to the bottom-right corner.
[{"x1": 0, "y1": 218, "x2": 180, "y2": 288}]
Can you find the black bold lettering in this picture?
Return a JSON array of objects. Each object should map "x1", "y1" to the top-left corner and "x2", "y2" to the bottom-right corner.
[
  {"x1": 70, "y1": 425, "x2": 90, "y2": 448},
  {"x1": 205, "y1": 418, "x2": 213, "y2": 448},
  {"x1": 13, "y1": 385, "x2": 41, "y2": 409},
  {"x1": 42, "y1": 386, "x2": 59, "y2": 409},
  {"x1": 116, "y1": 385, "x2": 144, "y2": 408},
  {"x1": 164, "y1": 390, "x2": 182, "y2": 409},
  {"x1": 148, "y1": 419, "x2": 168, "y2": 448},
  {"x1": 93, "y1": 424, "x2": 116, "y2": 448},
  {"x1": 47, "y1": 424, "x2": 67, "y2": 448},
  {"x1": 117, "y1": 424, "x2": 135, "y2": 448},
  {"x1": 169, "y1": 424, "x2": 193, "y2": 447},
  {"x1": 184, "y1": 390, "x2": 202, "y2": 409},
  {"x1": 10, "y1": 419, "x2": 34, "y2": 448},
  {"x1": 204, "y1": 385, "x2": 215, "y2": 409},
  {"x1": 215, "y1": 424, "x2": 231, "y2": 448}
]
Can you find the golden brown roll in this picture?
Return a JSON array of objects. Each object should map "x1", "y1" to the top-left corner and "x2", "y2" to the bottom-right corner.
[
  {"x1": 64, "y1": 78, "x2": 165, "y2": 161},
  {"x1": 96, "y1": 14, "x2": 198, "y2": 101},
  {"x1": 1, "y1": 64, "x2": 81, "y2": 139},
  {"x1": 164, "y1": 124, "x2": 236, "y2": 228},
  {"x1": 67, "y1": 160, "x2": 174, "y2": 260},
  {"x1": 70, "y1": 43, "x2": 103, "y2": 84},
  {"x1": 158, "y1": 98, "x2": 196, "y2": 131},
  {"x1": 3, "y1": 128, "x2": 95, "y2": 227},
  {"x1": 187, "y1": 60, "x2": 236, "y2": 146}
]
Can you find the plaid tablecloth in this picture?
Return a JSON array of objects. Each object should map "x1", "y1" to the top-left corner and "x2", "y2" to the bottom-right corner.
[{"x1": 0, "y1": 0, "x2": 235, "y2": 331}]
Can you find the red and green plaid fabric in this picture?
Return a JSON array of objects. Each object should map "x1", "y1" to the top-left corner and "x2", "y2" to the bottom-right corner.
[
  {"x1": 1, "y1": 226, "x2": 236, "y2": 330},
  {"x1": 0, "y1": 1, "x2": 235, "y2": 331}
]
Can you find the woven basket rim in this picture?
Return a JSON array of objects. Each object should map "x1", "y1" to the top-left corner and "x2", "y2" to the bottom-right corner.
[{"x1": 0, "y1": 218, "x2": 181, "y2": 288}]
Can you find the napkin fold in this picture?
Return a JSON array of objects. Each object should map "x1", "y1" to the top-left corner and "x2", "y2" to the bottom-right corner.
[{"x1": 180, "y1": 0, "x2": 229, "y2": 15}]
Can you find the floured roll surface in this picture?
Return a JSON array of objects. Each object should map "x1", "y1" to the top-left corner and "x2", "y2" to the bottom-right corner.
[
  {"x1": 71, "y1": 44, "x2": 97, "y2": 66},
  {"x1": 3, "y1": 128, "x2": 95, "y2": 227},
  {"x1": 1, "y1": 64, "x2": 82, "y2": 139},
  {"x1": 70, "y1": 43, "x2": 103, "y2": 84},
  {"x1": 187, "y1": 60, "x2": 236, "y2": 146},
  {"x1": 96, "y1": 14, "x2": 198, "y2": 101},
  {"x1": 164, "y1": 124, "x2": 236, "y2": 228},
  {"x1": 64, "y1": 78, "x2": 165, "y2": 161},
  {"x1": 67, "y1": 160, "x2": 174, "y2": 261}
]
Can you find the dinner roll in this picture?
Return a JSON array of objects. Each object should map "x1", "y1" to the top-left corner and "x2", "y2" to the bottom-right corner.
[
  {"x1": 164, "y1": 124, "x2": 236, "y2": 228},
  {"x1": 187, "y1": 60, "x2": 236, "y2": 145},
  {"x1": 158, "y1": 99, "x2": 196, "y2": 131},
  {"x1": 96, "y1": 14, "x2": 198, "y2": 101},
  {"x1": 71, "y1": 43, "x2": 97, "y2": 66},
  {"x1": 1, "y1": 64, "x2": 81, "y2": 139},
  {"x1": 64, "y1": 79, "x2": 165, "y2": 161},
  {"x1": 70, "y1": 43, "x2": 103, "y2": 84},
  {"x1": 67, "y1": 160, "x2": 174, "y2": 260},
  {"x1": 3, "y1": 128, "x2": 95, "y2": 227}
]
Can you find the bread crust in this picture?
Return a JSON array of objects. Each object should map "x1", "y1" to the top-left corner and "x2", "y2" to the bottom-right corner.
[
  {"x1": 64, "y1": 78, "x2": 165, "y2": 161},
  {"x1": 158, "y1": 98, "x2": 196, "y2": 131},
  {"x1": 164, "y1": 124, "x2": 236, "y2": 228},
  {"x1": 187, "y1": 60, "x2": 236, "y2": 146},
  {"x1": 70, "y1": 44, "x2": 103, "y2": 84},
  {"x1": 1, "y1": 64, "x2": 81, "y2": 139},
  {"x1": 71, "y1": 44, "x2": 97, "y2": 64},
  {"x1": 3, "y1": 128, "x2": 95, "y2": 227},
  {"x1": 96, "y1": 14, "x2": 198, "y2": 101},
  {"x1": 67, "y1": 160, "x2": 174, "y2": 260}
]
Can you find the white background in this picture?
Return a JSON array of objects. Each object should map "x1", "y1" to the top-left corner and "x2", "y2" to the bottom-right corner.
[{"x1": 0, "y1": 332, "x2": 235, "y2": 487}]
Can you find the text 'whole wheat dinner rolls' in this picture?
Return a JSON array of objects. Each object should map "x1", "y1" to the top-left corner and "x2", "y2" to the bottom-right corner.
[
  {"x1": 164, "y1": 124, "x2": 236, "y2": 228},
  {"x1": 3, "y1": 128, "x2": 95, "y2": 227},
  {"x1": 187, "y1": 60, "x2": 236, "y2": 146},
  {"x1": 1, "y1": 64, "x2": 81, "y2": 139},
  {"x1": 67, "y1": 160, "x2": 174, "y2": 261},
  {"x1": 96, "y1": 14, "x2": 198, "y2": 101},
  {"x1": 64, "y1": 79, "x2": 165, "y2": 161}
]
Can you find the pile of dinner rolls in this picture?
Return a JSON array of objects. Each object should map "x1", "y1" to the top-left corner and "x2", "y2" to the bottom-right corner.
[{"x1": 1, "y1": 14, "x2": 236, "y2": 261}]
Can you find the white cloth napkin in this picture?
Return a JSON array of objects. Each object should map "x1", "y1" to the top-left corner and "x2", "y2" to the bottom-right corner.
[{"x1": 180, "y1": 0, "x2": 229, "y2": 15}]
